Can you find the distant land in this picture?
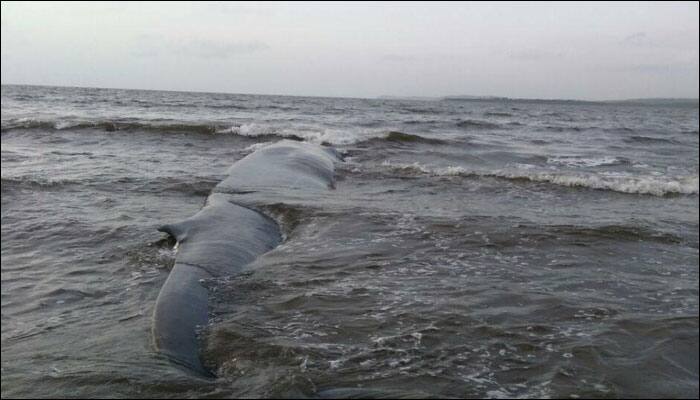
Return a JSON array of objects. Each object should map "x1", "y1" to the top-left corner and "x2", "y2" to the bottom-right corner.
[
  {"x1": 376, "y1": 95, "x2": 441, "y2": 101},
  {"x1": 1, "y1": 84, "x2": 697, "y2": 106},
  {"x1": 379, "y1": 95, "x2": 699, "y2": 106},
  {"x1": 602, "y1": 98, "x2": 700, "y2": 106}
]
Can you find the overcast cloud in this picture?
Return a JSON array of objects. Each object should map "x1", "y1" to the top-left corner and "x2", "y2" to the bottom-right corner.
[{"x1": 1, "y1": 1, "x2": 698, "y2": 99}]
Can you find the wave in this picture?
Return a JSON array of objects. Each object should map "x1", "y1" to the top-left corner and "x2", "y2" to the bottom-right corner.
[
  {"x1": 1, "y1": 173, "x2": 224, "y2": 198},
  {"x1": 0, "y1": 118, "x2": 335, "y2": 142},
  {"x1": 151, "y1": 176, "x2": 221, "y2": 197},
  {"x1": 384, "y1": 131, "x2": 445, "y2": 144},
  {"x1": 205, "y1": 104, "x2": 252, "y2": 110},
  {"x1": 403, "y1": 119, "x2": 440, "y2": 125},
  {"x1": 0, "y1": 118, "x2": 368, "y2": 144},
  {"x1": 380, "y1": 161, "x2": 699, "y2": 196},
  {"x1": 222, "y1": 125, "x2": 449, "y2": 146},
  {"x1": 216, "y1": 123, "x2": 353, "y2": 144},
  {"x1": 483, "y1": 112, "x2": 513, "y2": 117},
  {"x1": 546, "y1": 156, "x2": 629, "y2": 168},
  {"x1": 455, "y1": 119, "x2": 501, "y2": 129},
  {"x1": 542, "y1": 125, "x2": 587, "y2": 132},
  {"x1": 400, "y1": 106, "x2": 445, "y2": 115},
  {"x1": 624, "y1": 135, "x2": 680, "y2": 145},
  {"x1": 1, "y1": 118, "x2": 223, "y2": 134},
  {"x1": 380, "y1": 161, "x2": 470, "y2": 177},
  {"x1": 1, "y1": 116, "x2": 455, "y2": 146},
  {"x1": 1, "y1": 176, "x2": 79, "y2": 190},
  {"x1": 549, "y1": 224, "x2": 683, "y2": 244},
  {"x1": 599, "y1": 127, "x2": 636, "y2": 135},
  {"x1": 353, "y1": 131, "x2": 446, "y2": 147}
]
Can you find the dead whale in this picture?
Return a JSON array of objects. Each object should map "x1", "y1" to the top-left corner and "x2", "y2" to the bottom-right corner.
[{"x1": 152, "y1": 140, "x2": 339, "y2": 376}]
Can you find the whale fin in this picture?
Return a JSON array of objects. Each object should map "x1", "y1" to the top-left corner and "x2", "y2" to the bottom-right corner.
[{"x1": 158, "y1": 220, "x2": 192, "y2": 242}]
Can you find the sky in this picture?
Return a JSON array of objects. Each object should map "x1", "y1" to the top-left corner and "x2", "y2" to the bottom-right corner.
[{"x1": 1, "y1": 1, "x2": 698, "y2": 100}]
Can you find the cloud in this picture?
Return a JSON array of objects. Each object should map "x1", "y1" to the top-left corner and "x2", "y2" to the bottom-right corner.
[
  {"x1": 131, "y1": 35, "x2": 269, "y2": 59},
  {"x1": 509, "y1": 49, "x2": 563, "y2": 61},
  {"x1": 621, "y1": 62, "x2": 697, "y2": 74},
  {"x1": 623, "y1": 32, "x2": 654, "y2": 46},
  {"x1": 204, "y1": 3, "x2": 274, "y2": 16},
  {"x1": 381, "y1": 54, "x2": 417, "y2": 62},
  {"x1": 621, "y1": 31, "x2": 697, "y2": 50},
  {"x1": 624, "y1": 32, "x2": 647, "y2": 43},
  {"x1": 626, "y1": 63, "x2": 670, "y2": 73},
  {"x1": 175, "y1": 40, "x2": 269, "y2": 59}
]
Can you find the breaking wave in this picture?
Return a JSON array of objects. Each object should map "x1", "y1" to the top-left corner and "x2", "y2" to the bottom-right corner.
[
  {"x1": 2, "y1": 117, "x2": 456, "y2": 146},
  {"x1": 546, "y1": 156, "x2": 629, "y2": 168},
  {"x1": 1, "y1": 176, "x2": 80, "y2": 190},
  {"x1": 213, "y1": 123, "x2": 360, "y2": 144},
  {"x1": 1, "y1": 118, "x2": 222, "y2": 134},
  {"x1": 220, "y1": 126, "x2": 446, "y2": 145},
  {"x1": 381, "y1": 161, "x2": 699, "y2": 196},
  {"x1": 0, "y1": 118, "x2": 354, "y2": 143}
]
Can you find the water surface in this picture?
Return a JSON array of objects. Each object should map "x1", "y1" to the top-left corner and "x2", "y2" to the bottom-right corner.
[{"x1": 2, "y1": 85, "x2": 698, "y2": 398}]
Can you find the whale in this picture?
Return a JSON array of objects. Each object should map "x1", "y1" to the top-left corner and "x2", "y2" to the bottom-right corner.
[{"x1": 152, "y1": 140, "x2": 340, "y2": 376}]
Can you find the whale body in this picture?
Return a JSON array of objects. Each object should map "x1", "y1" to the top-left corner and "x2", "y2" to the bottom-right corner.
[{"x1": 152, "y1": 141, "x2": 339, "y2": 376}]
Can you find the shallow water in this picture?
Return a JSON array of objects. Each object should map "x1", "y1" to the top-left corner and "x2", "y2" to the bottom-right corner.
[{"x1": 1, "y1": 85, "x2": 698, "y2": 398}]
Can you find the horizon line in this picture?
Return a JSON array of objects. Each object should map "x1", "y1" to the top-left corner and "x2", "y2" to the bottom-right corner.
[{"x1": 2, "y1": 82, "x2": 698, "y2": 103}]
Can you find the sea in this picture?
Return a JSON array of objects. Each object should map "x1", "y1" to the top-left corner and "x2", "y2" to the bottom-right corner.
[{"x1": 1, "y1": 84, "x2": 698, "y2": 398}]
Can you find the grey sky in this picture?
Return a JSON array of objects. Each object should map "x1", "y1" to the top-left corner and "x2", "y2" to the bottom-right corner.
[{"x1": 1, "y1": 1, "x2": 698, "y2": 100}]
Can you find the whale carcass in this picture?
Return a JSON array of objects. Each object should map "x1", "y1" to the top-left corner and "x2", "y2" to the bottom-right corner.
[{"x1": 152, "y1": 140, "x2": 340, "y2": 376}]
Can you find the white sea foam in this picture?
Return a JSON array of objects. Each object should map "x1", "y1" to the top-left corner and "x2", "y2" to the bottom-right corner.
[
  {"x1": 242, "y1": 142, "x2": 273, "y2": 153},
  {"x1": 547, "y1": 156, "x2": 624, "y2": 168},
  {"x1": 218, "y1": 123, "x2": 364, "y2": 144},
  {"x1": 498, "y1": 171, "x2": 698, "y2": 196},
  {"x1": 53, "y1": 120, "x2": 80, "y2": 130},
  {"x1": 381, "y1": 161, "x2": 699, "y2": 196},
  {"x1": 380, "y1": 161, "x2": 468, "y2": 176}
]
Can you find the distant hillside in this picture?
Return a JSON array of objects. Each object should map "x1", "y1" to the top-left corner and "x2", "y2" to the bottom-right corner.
[
  {"x1": 439, "y1": 95, "x2": 698, "y2": 106},
  {"x1": 440, "y1": 95, "x2": 596, "y2": 105},
  {"x1": 604, "y1": 98, "x2": 699, "y2": 106},
  {"x1": 377, "y1": 94, "x2": 699, "y2": 106},
  {"x1": 441, "y1": 95, "x2": 509, "y2": 101},
  {"x1": 376, "y1": 95, "x2": 439, "y2": 101}
]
